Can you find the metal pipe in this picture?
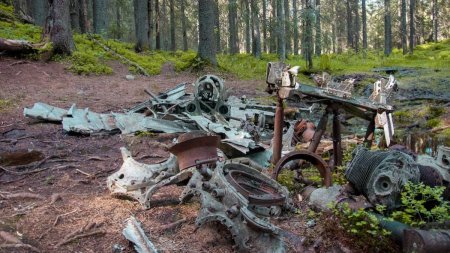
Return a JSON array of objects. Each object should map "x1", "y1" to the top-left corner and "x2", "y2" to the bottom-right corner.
[
  {"x1": 307, "y1": 107, "x2": 330, "y2": 153},
  {"x1": 272, "y1": 96, "x2": 284, "y2": 164},
  {"x1": 332, "y1": 107, "x2": 343, "y2": 168}
]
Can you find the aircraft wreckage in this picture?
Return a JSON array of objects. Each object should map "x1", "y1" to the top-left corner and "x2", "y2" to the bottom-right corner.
[{"x1": 22, "y1": 64, "x2": 450, "y2": 252}]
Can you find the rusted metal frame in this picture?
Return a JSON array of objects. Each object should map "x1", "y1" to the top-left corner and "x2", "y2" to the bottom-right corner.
[
  {"x1": 332, "y1": 104, "x2": 343, "y2": 168},
  {"x1": 363, "y1": 113, "x2": 377, "y2": 148},
  {"x1": 307, "y1": 105, "x2": 332, "y2": 153},
  {"x1": 271, "y1": 96, "x2": 284, "y2": 164}
]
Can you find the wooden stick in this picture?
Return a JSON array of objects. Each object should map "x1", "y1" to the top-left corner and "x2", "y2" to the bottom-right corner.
[
  {"x1": 56, "y1": 230, "x2": 105, "y2": 248},
  {"x1": 0, "y1": 243, "x2": 41, "y2": 253}
]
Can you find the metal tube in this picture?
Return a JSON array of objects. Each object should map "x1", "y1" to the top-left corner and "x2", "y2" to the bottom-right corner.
[
  {"x1": 272, "y1": 96, "x2": 284, "y2": 164},
  {"x1": 307, "y1": 107, "x2": 330, "y2": 153}
]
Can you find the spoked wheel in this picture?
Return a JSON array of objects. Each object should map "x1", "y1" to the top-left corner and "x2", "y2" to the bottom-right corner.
[{"x1": 272, "y1": 150, "x2": 332, "y2": 188}]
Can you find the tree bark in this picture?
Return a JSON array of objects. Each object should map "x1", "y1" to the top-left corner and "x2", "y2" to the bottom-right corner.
[
  {"x1": 155, "y1": 0, "x2": 160, "y2": 50},
  {"x1": 362, "y1": 0, "x2": 367, "y2": 50},
  {"x1": 32, "y1": 0, "x2": 48, "y2": 26},
  {"x1": 148, "y1": 0, "x2": 153, "y2": 50},
  {"x1": 304, "y1": 0, "x2": 313, "y2": 68},
  {"x1": 432, "y1": 0, "x2": 438, "y2": 42},
  {"x1": 401, "y1": 0, "x2": 407, "y2": 54},
  {"x1": 115, "y1": 1, "x2": 122, "y2": 39},
  {"x1": 228, "y1": 0, "x2": 238, "y2": 54},
  {"x1": 93, "y1": 0, "x2": 107, "y2": 35},
  {"x1": 269, "y1": 0, "x2": 276, "y2": 53},
  {"x1": 384, "y1": 0, "x2": 391, "y2": 56},
  {"x1": 46, "y1": 0, "x2": 74, "y2": 55},
  {"x1": 315, "y1": 0, "x2": 321, "y2": 56},
  {"x1": 409, "y1": 0, "x2": 415, "y2": 54},
  {"x1": 346, "y1": 0, "x2": 353, "y2": 49},
  {"x1": 262, "y1": 0, "x2": 267, "y2": 53},
  {"x1": 244, "y1": 0, "x2": 251, "y2": 54},
  {"x1": 276, "y1": 0, "x2": 285, "y2": 60},
  {"x1": 134, "y1": 0, "x2": 149, "y2": 52},
  {"x1": 169, "y1": 0, "x2": 175, "y2": 51},
  {"x1": 180, "y1": 0, "x2": 187, "y2": 51},
  {"x1": 162, "y1": 0, "x2": 168, "y2": 50},
  {"x1": 69, "y1": 0, "x2": 80, "y2": 33},
  {"x1": 353, "y1": 0, "x2": 359, "y2": 52},
  {"x1": 292, "y1": 0, "x2": 298, "y2": 55},
  {"x1": 79, "y1": 0, "x2": 89, "y2": 33},
  {"x1": 213, "y1": 0, "x2": 220, "y2": 53},
  {"x1": 284, "y1": 0, "x2": 290, "y2": 55},
  {"x1": 331, "y1": 0, "x2": 336, "y2": 53},
  {"x1": 198, "y1": 0, "x2": 217, "y2": 66},
  {"x1": 250, "y1": 0, "x2": 261, "y2": 58}
]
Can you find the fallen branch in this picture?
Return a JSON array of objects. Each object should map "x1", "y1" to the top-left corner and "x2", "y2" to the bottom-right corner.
[
  {"x1": 0, "y1": 243, "x2": 41, "y2": 253},
  {"x1": 88, "y1": 34, "x2": 150, "y2": 76},
  {"x1": 53, "y1": 209, "x2": 78, "y2": 227},
  {"x1": 0, "y1": 38, "x2": 36, "y2": 54},
  {"x1": 0, "y1": 192, "x2": 45, "y2": 200},
  {"x1": 56, "y1": 230, "x2": 105, "y2": 248},
  {"x1": 75, "y1": 169, "x2": 93, "y2": 177},
  {"x1": 158, "y1": 218, "x2": 187, "y2": 231}
]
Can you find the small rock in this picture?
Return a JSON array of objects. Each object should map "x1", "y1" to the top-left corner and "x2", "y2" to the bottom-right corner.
[
  {"x1": 112, "y1": 244, "x2": 125, "y2": 253},
  {"x1": 306, "y1": 219, "x2": 316, "y2": 228},
  {"x1": 125, "y1": 75, "x2": 135, "y2": 80}
]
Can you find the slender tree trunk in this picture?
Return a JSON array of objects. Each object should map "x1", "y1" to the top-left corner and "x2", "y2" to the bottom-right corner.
[
  {"x1": 213, "y1": 0, "x2": 220, "y2": 53},
  {"x1": 353, "y1": 0, "x2": 359, "y2": 52},
  {"x1": 293, "y1": 0, "x2": 298, "y2": 55},
  {"x1": 315, "y1": 0, "x2": 321, "y2": 56},
  {"x1": 401, "y1": 0, "x2": 407, "y2": 54},
  {"x1": 181, "y1": 0, "x2": 187, "y2": 51},
  {"x1": 69, "y1": 0, "x2": 80, "y2": 33},
  {"x1": 162, "y1": 0, "x2": 168, "y2": 50},
  {"x1": 148, "y1": 0, "x2": 153, "y2": 50},
  {"x1": 432, "y1": 0, "x2": 438, "y2": 42},
  {"x1": 346, "y1": 0, "x2": 353, "y2": 49},
  {"x1": 409, "y1": 0, "x2": 415, "y2": 54},
  {"x1": 331, "y1": 0, "x2": 336, "y2": 53},
  {"x1": 228, "y1": 0, "x2": 238, "y2": 54},
  {"x1": 198, "y1": 0, "x2": 217, "y2": 65},
  {"x1": 134, "y1": 0, "x2": 149, "y2": 51},
  {"x1": 362, "y1": 0, "x2": 367, "y2": 50},
  {"x1": 46, "y1": 0, "x2": 74, "y2": 55},
  {"x1": 79, "y1": 0, "x2": 89, "y2": 33},
  {"x1": 269, "y1": 0, "x2": 277, "y2": 53},
  {"x1": 93, "y1": 0, "x2": 107, "y2": 35},
  {"x1": 169, "y1": 0, "x2": 175, "y2": 51},
  {"x1": 304, "y1": 0, "x2": 313, "y2": 68},
  {"x1": 155, "y1": 0, "x2": 160, "y2": 50},
  {"x1": 32, "y1": 0, "x2": 48, "y2": 26},
  {"x1": 262, "y1": 0, "x2": 267, "y2": 53},
  {"x1": 244, "y1": 0, "x2": 251, "y2": 54},
  {"x1": 301, "y1": 0, "x2": 306, "y2": 56},
  {"x1": 284, "y1": 0, "x2": 290, "y2": 55},
  {"x1": 276, "y1": 0, "x2": 285, "y2": 60},
  {"x1": 251, "y1": 0, "x2": 261, "y2": 58},
  {"x1": 384, "y1": 0, "x2": 391, "y2": 56},
  {"x1": 115, "y1": 1, "x2": 122, "y2": 39}
]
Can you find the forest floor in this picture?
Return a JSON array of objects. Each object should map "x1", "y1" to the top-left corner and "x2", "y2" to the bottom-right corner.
[{"x1": 0, "y1": 55, "x2": 448, "y2": 253}]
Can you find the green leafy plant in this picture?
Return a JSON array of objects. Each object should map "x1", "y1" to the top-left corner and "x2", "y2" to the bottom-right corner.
[{"x1": 390, "y1": 182, "x2": 450, "y2": 227}]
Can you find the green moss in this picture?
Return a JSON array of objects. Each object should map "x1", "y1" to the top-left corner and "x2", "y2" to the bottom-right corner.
[
  {"x1": 426, "y1": 118, "x2": 441, "y2": 128},
  {"x1": 0, "y1": 99, "x2": 14, "y2": 111},
  {"x1": 0, "y1": 20, "x2": 42, "y2": 42}
]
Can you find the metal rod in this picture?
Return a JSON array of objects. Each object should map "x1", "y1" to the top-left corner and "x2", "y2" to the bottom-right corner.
[
  {"x1": 272, "y1": 96, "x2": 284, "y2": 164},
  {"x1": 307, "y1": 106, "x2": 330, "y2": 153}
]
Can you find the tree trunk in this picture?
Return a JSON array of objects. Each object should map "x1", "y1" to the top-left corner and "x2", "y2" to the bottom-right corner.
[
  {"x1": 198, "y1": 0, "x2": 217, "y2": 66},
  {"x1": 169, "y1": 0, "x2": 175, "y2": 51},
  {"x1": 162, "y1": 0, "x2": 168, "y2": 50},
  {"x1": 315, "y1": 0, "x2": 321, "y2": 56},
  {"x1": 269, "y1": 0, "x2": 276, "y2": 53},
  {"x1": 115, "y1": 1, "x2": 122, "y2": 39},
  {"x1": 346, "y1": 0, "x2": 353, "y2": 49},
  {"x1": 93, "y1": 0, "x2": 107, "y2": 35},
  {"x1": 292, "y1": 0, "x2": 298, "y2": 55},
  {"x1": 353, "y1": 0, "x2": 359, "y2": 52},
  {"x1": 304, "y1": 0, "x2": 313, "y2": 68},
  {"x1": 79, "y1": 0, "x2": 89, "y2": 33},
  {"x1": 362, "y1": 0, "x2": 367, "y2": 50},
  {"x1": 401, "y1": 0, "x2": 407, "y2": 54},
  {"x1": 409, "y1": 0, "x2": 415, "y2": 54},
  {"x1": 134, "y1": 0, "x2": 149, "y2": 52},
  {"x1": 46, "y1": 0, "x2": 74, "y2": 55},
  {"x1": 181, "y1": 0, "x2": 187, "y2": 51},
  {"x1": 228, "y1": 0, "x2": 238, "y2": 54},
  {"x1": 32, "y1": 0, "x2": 48, "y2": 26},
  {"x1": 148, "y1": 0, "x2": 153, "y2": 50},
  {"x1": 262, "y1": 0, "x2": 267, "y2": 53},
  {"x1": 331, "y1": 0, "x2": 336, "y2": 53},
  {"x1": 244, "y1": 0, "x2": 251, "y2": 54},
  {"x1": 250, "y1": 0, "x2": 261, "y2": 58},
  {"x1": 213, "y1": 0, "x2": 220, "y2": 53},
  {"x1": 384, "y1": 0, "x2": 391, "y2": 56},
  {"x1": 69, "y1": 0, "x2": 80, "y2": 33},
  {"x1": 432, "y1": 0, "x2": 438, "y2": 42},
  {"x1": 155, "y1": 0, "x2": 160, "y2": 50},
  {"x1": 284, "y1": 0, "x2": 290, "y2": 55},
  {"x1": 276, "y1": 0, "x2": 285, "y2": 60}
]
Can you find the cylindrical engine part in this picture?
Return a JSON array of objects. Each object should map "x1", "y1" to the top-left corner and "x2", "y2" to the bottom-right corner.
[{"x1": 403, "y1": 229, "x2": 450, "y2": 253}]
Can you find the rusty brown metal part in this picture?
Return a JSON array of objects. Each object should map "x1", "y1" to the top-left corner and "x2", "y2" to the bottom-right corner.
[
  {"x1": 363, "y1": 115, "x2": 376, "y2": 148},
  {"x1": 292, "y1": 119, "x2": 315, "y2": 144},
  {"x1": 272, "y1": 96, "x2": 284, "y2": 164},
  {"x1": 307, "y1": 107, "x2": 330, "y2": 153},
  {"x1": 169, "y1": 131, "x2": 220, "y2": 170},
  {"x1": 226, "y1": 169, "x2": 286, "y2": 206},
  {"x1": 332, "y1": 107, "x2": 343, "y2": 167},
  {"x1": 272, "y1": 150, "x2": 332, "y2": 187}
]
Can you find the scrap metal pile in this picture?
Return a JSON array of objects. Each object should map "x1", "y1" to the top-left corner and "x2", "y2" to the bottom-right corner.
[{"x1": 22, "y1": 63, "x2": 450, "y2": 252}]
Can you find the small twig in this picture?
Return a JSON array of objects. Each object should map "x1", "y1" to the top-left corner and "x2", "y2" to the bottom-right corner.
[
  {"x1": 75, "y1": 169, "x2": 92, "y2": 177},
  {"x1": 0, "y1": 192, "x2": 45, "y2": 200},
  {"x1": 158, "y1": 218, "x2": 187, "y2": 231},
  {"x1": 87, "y1": 156, "x2": 107, "y2": 161},
  {"x1": 56, "y1": 230, "x2": 105, "y2": 248},
  {"x1": 53, "y1": 209, "x2": 78, "y2": 227},
  {"x1": 9, "y1": 60, "x2": 29, "y2": 66}
]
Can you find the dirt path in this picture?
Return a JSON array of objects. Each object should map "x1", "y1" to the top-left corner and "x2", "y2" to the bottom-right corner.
[{"x1": 0, "y1": 57, "x2": 283, "y2": 253}]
